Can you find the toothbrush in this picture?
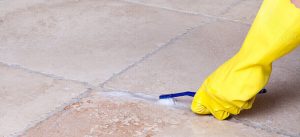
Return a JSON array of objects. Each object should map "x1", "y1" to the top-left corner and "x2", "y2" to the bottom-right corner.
[{"x1": 159, "y1": 88, "x2": 267, "y2": 100}]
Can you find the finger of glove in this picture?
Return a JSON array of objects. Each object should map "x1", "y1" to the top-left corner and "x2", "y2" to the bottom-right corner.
[
  {"x1": 192, "y1": 90, "x2": 231, "y2": 120},
  {"x1": 191, "y1": 87, "x2": 211, "y2": 114},
  {"x1": 210, "y1": 110, "x2": 231, "y2": 120},
  {"x1": 191, "y1": 96, "x2": 211, "y2": 114}
]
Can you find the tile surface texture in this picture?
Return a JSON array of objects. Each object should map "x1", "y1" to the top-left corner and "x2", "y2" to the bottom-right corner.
[
  {"x1": 0, "y1": 0, "x2": 209, "y2": 85},
  {"x1": 23, "y1": 92, "x2": 283, "y2": 137},
  {"x1": 0, "y1": 64, "x2": 87, "y2": 137}
]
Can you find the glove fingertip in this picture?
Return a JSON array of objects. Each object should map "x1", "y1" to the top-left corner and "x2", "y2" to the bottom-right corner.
[
  {"x1": 212, "y1": 110, "x2": 231, "y2": 120},
  {"x1": 191, "y1": 101, "x2": 211, "y2": 114}
]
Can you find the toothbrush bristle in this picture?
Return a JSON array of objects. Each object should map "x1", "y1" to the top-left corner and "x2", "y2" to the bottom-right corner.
[{"x1": 157, "y1": 98, "x2": 176, "y2": 106}]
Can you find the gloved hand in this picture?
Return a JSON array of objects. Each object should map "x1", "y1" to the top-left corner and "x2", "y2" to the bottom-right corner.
[{"x1": 191, "y1": 0, "x2": 300, "y2": 120}]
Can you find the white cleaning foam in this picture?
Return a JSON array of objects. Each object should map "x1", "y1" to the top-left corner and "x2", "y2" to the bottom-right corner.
[{"x1": 157, "y1": 98, "x2": 176, "y2": 106}]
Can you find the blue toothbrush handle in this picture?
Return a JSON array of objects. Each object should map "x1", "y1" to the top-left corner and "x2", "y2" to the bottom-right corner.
[
  {"x1": 159, "y1": 91, "x2": 195, "y2": 99},
  {"x1": 159, "y1": 89, "x2": 267, "y2": 99}
]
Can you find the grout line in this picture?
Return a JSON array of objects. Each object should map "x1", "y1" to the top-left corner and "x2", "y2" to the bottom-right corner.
[
  {"x1": 120, "y1": 0, "x2": 202, "y2": 16},
  {"x1": 101, "y1": 87, "x2": 158, "y2": 102},
  {"x1": 100, "y1": 87, "x2": 191, "y2": 110},
  {"x1": 0, "y1": 62, "x2": 95, "y2": 89},
  {"x1": 219, "y1": 0, "x2": 244, "y2": 16},
  {"x1": 0, "y1": 61, "x2": 96, "y2": 136},
  {"x1": 0, "y1": 62, "x2": 97, "y2": 136},
  {"x1": 99, "y1": 21, "x2": 213, "y2": 88},
  {"x1": 120, "y1": 0, "x2": 252, "y2": 25},
  {"x1": 230, "y1": 117, "x2": 297, "y2": 137}
]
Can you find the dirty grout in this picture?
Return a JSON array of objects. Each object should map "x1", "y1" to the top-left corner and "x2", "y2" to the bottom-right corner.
[{"x1": 119, "y1": 0, "x2": 252, "y2": 25}]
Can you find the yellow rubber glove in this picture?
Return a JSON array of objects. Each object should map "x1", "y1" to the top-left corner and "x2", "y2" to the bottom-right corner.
[{"x1": 191, "y1": 0, "x2": 300, "y2": 120}]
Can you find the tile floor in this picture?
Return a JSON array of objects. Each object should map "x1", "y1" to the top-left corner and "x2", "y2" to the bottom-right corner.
[{"x1": 0, "y1": 0, "x2": 299, "y2": 137}]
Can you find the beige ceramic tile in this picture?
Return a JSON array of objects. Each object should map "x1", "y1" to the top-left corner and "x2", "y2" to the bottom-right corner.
[
  {"x1": 23, "y1": 91, "x2": 283, "y2": 137},
  {"x1": 123, "y1": 0, "x2": 240, "y2": 16},
  {"x1": 0, "y1": 63, "x2": 88, "y2": 137},
  {"x1": 105, "y1": 21, "x2": 249, "y2": 95},
  {"x1": 0, "y1": 0, "x2": 46, "y2": 18},
  {"x1": 0, "y1": 0, "x2": 210, "y2": 85}
]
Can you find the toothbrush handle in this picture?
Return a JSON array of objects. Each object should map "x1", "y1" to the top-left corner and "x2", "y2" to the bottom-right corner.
[
  {"x1": 159, "y1": 91, "x2": 195, "y2": 99},
  {"x1": 159, "y1": 89, "x2": 266, "y2": 99}
]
